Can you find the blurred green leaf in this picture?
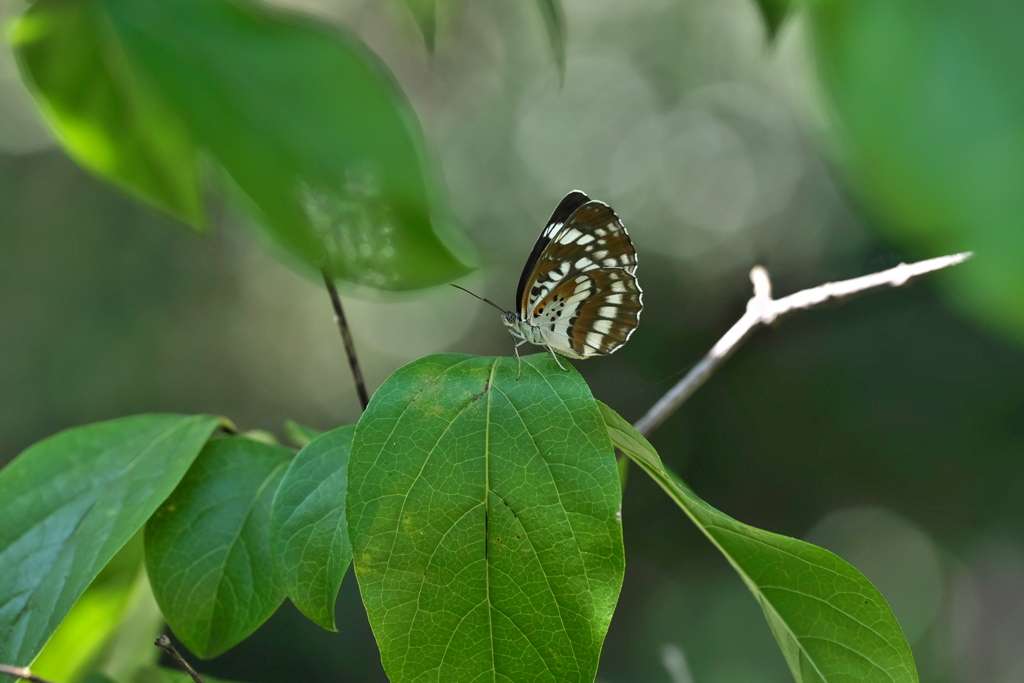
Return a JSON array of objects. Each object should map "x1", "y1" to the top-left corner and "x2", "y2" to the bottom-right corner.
[
  {"x1": 238, "y1": 428, "x2": 279, "y2": 445},
  {"x1": 94, "y1": 575, "x2": 164, "y2": 683},
  {"x1": 9, "y1": 2, "x2": 203, "y2": 227},
  {"x1": 31, "y1": 536, "x2": 145, "y2": 683},
  {"x1": 400, "y1": 0, "x2": 436, "y2": 52},
  {"x1": 83, "y1": 674, "x2": 118, "y2": 683},
  {"x1": 534, "y1": 0, "x2": 567, "y2": 83},
  {"x1": 754, "y1": 0, "x2": 793, "y2": 41},
  {"x1": 599, "y1": 402, "x2": 919, "y2": 683},
  {"x1": 145, "y1": 437, "x2": 291, "y2": 659},
  {"x1": 348, "y1": 354, "x2": 624, "y2": 682},
  {"x1": 0, "y1": 414, "x2": 220, "y2": 667},
  {"x1": 283, "y1": 420, "x2": 323, "y2": 449},
  {"x1": 133, "y1": 666, "x2": 244, "y2": 683},
  {"x1": 269, "y1": 426, "x2": 354, "y2": 631},
  {"x1": 12, "y1": 0, "x2": 472, "y2": 291},
  {"x1": 809, "y1": 0, "x2": 1024, "y2": 340}
]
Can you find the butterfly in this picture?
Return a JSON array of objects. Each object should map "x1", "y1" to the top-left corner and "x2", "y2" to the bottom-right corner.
[{"x1": 454, "y1": 190, "x2": 643, "y2": 377}]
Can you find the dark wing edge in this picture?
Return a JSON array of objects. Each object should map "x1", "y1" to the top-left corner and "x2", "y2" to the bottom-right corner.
[{"x1": 516, "y1": 190, "x2": 591, "y2": 313}]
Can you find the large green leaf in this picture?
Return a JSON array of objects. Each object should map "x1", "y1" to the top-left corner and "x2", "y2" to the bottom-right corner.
[
  {"x1": 269, "y1": 426, "x2": 354, "y2": 631},
  {"x1": 348, "y1": 354, "x2": 624, "y2": 682},
  {"x1": 599, "y1": 402, "x2": 918, "y2": 683},
  {"x1": 8, "y1": 1, "x2": 203, "y2": 226},
  {"x1": 12, "y1": 0, "x2": 471, "y2": 291},
  {"x1": 144, "y1": 437, "x2": 292, "y2": 659},
  {"x1": 0, "y1": 414, "x2": 220, "y2": 667},
  {"x1": 809, "y1": 0, "x2": 1024, "y2": 340}
]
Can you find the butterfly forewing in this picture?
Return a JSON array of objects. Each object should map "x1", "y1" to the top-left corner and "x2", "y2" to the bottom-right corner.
[
  {"x1": 515, "y1": 190, "x2": 591, "y2": 314},
  {"x1": 518, "y1": 194, "x2": 643, "y2": 358}
]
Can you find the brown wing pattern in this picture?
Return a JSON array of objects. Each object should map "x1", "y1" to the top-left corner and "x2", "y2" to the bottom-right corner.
[
  {"x1": 522, "y1": 199, "x2": 643, "y2": 358},
  {"x1": 566, "y1": 269, "x2": 643, "y2": 355},
  {"x1": 520, "y1": 202, "x2": 638, "y2": 314}
]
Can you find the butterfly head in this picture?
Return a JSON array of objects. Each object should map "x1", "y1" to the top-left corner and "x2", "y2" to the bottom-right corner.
[{"x1": 501, "y1": 310, "x2": 528, "y2": 341}]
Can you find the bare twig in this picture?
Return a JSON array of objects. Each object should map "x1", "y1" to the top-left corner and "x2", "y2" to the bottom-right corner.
[
  {"x1": 634, "y1": 252, "x2": 973, "y2": 437},
  {"x1": 0, "y1": 664, "x2": 56, "y2": 683},
  {"x1": 155, "y1": 635, "x2": 205, "y2": 683},
  {"x1": 322, "y1": 271, "x2": 370, "y2": 411}
]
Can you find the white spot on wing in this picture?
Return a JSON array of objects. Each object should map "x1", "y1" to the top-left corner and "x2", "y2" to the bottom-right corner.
[
  {"x1": 593, "y1": 319, "x2": 612, "y2": 334},
  {"x1": 543, "y1": 221, "x2": 563, "y2": 237},
  {"x1": 574, "y1": 257, "x2": 592, "y2": 270},
  {"x1": 565, "y1": 291, "x2": 590, "y2": 307},
  {"x1": 557, "y1": 228, "x2": 583, "y2": 244},
  {"x1": 599, "y1": 306, "x2": 616, "y2": 318},
  {"x1": 576, "y1": 233, "x2": 596, "y2": 246}
]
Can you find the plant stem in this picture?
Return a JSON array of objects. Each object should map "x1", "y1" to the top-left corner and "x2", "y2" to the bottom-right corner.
[
  {"x1": 322, "y1": 272, "x2": 370, "y2": 411},
  {"x1": 155, "y1": 635, "x2": 204, "y2": 683},
  {"x1": 0, "y1": 664, "x2": 57, "y2": 683}
]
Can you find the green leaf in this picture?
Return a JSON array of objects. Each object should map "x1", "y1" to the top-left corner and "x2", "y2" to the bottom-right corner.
[
  {"x1": 400, "y1": 0, "x2": 436, "y2": 52},
  {"x1": 348, "y1": 354, "x2": 624, "y2": 682},
  {"x1": 283, "y1": 420, "x2": 324, "y2": 449},
  {"x1": 238, "y1": 429, "x2": 279, "y2": 446},
  {"x1": 534, "y1": 0, "x2": 567, "y2": 83},
  {"x1": 0, "y1": 414, "x2": 220, "y2": 667},
  {"x1": 754, "y1": 0, "x2": 794, "y2": 41},
  {"x1": 809, "y1": 0, "x2": 1024, "y2": 340},
  {"x1": 269, "y1": 426, "x2": 354, "y2": 631},
  {"x1": 9, "y1": 2, "x2": 203, "y2": 226},
  {"x1": 144, "y1": 437, "x2": 292, "y2": 659},
  {"x1": 30, "y1": 536, "x2": 145, "y2": 683},
  {"x1": 12, "y1": 0, "x2": 472, "y2": 291},
  {"x1": 94, "y1": 574, "x2": 164, "y2": 683},
  {"x1": 132, "y1": 666, "x2": 244, "y2": 683},
  {"x1": 599, "y1": 402, "x2": 918, "y2": 683},
  {"x1": 83, "y1": 674, "x2": 119, "y2": 683}
]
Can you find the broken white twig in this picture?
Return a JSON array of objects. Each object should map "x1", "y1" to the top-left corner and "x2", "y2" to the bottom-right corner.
[{"x1": 633, "y1": 252, "x2": 973, "y2": 436}]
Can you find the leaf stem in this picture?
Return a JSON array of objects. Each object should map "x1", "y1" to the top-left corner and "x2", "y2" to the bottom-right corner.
[
  {"x1": 322, "y1": 271, "x2": 370, "y2": 411},
  {"x1": 634, "y1": 252, "x2": 973, "y2": 436},
  {"x1": 155, "y1": 635, "x2": 205, "y2": 683}
]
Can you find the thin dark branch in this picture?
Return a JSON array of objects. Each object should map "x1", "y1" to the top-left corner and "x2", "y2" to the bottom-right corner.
[
  {"x1": 633, "y1": 252, "x2": 973, "y2": 437},
  {"x1": 0, "y1": 664, "x2": 57, "y2": 683},
  {"x1": 322, "y1": 271, "x2": 370, "y2": 411},
  {"x1": 155, "y1": 635, "x2": 204, "y2": 683}
]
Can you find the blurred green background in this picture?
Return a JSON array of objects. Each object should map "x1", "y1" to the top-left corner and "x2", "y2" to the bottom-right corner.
[{"x1": 2, "y1": 0, "x2": 1023, "y2": 681}]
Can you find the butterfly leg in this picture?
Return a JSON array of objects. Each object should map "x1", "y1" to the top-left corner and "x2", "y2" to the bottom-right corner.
[
  {"x1": 547, "y1": 346, "x2": 569, "y2": 372},
  {"x1": 512, "y1": 339, "x2": 528, "y2": 380}
]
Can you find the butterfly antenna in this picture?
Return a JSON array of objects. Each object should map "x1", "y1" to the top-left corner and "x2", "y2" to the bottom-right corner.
[{"x1": 449, "y1": 284, "x2": 507, "y2": 313}]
